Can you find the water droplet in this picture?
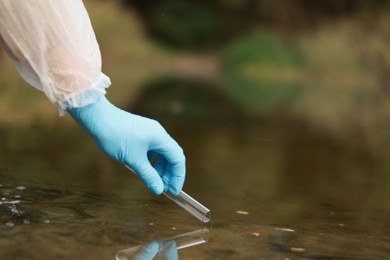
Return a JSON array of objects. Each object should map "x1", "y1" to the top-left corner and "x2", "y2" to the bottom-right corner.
[
  {"x1": 23, "y1": 219, "x2": 30, "y2": 225},
  {"x1": 43, "y1": 220, "x2": 50, "y2": 224},
  {"x1": 16, "y1": 186, "x2": 26, "y2": 191},
  {"x1": 5, "y1": 222, "x2": 14, "y2": 228}
]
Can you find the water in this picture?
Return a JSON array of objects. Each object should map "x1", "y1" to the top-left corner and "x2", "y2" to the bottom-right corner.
[{"x1": 0, "y1": 115, "x2": 390, "y2": 259}]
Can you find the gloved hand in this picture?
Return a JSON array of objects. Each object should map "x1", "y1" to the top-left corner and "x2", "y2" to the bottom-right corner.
[{"x1": 67, "y1": 95, "x2": 185, "y2": 195}]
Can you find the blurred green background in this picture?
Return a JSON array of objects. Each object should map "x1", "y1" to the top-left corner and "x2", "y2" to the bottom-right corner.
[
  {"x1": 1, "y1": 3, "x2": 390, "y2": 258},
  {"x1": 1, "y1": 0, "x2": 390, "y2": 204},
  {"x1": 1, "y1": 0, "x2": 389, "y2": 129}
]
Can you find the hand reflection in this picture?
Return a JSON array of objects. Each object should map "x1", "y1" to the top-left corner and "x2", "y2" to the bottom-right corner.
[
  {"x1": 134, "y1": 240, "x2": 178, "y2": 260},
  {"x1": 116, "y1": 228, "x2": 209, "y2": 260}
]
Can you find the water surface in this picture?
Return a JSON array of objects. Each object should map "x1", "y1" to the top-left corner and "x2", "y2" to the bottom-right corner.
[{"x1": 0, "y1": 116, "x2": 389, "y2": 259}]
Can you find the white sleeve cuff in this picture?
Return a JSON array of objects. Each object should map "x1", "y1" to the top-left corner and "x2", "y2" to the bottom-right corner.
[{"x1": 57, "y1": 73, "x2": 111, "y2": 116}]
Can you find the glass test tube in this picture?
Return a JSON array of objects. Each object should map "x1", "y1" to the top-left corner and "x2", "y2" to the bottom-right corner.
[
  {"x1": 125, "y1": 165, "x2": 212, "y2": 223},
  {"x1": 164, "y1": 191, "x2": 212, "y2": 223}
]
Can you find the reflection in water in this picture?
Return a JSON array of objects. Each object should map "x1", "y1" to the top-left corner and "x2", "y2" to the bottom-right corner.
[{"x1": 116, "y1": 228, "x2": 210, "y2": 260}]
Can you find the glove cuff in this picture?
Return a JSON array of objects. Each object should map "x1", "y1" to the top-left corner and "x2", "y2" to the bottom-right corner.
[{"x1": 66, "y1": 94, "x2": 112, "y2": 133}]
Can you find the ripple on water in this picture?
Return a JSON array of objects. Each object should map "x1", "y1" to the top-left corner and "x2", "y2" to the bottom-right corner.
[{"x1": 0, "y1": 183, "x2": 30, "y2": 227}]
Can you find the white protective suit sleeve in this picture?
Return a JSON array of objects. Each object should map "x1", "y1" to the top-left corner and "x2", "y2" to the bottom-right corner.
[{"x1": 0, "y1": 0, "x2": 111, "y2": 115}]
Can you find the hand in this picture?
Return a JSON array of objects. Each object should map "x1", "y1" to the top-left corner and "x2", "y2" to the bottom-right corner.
[{"x1": 67, "y1": 95, "x2": 185, "y2": 195}]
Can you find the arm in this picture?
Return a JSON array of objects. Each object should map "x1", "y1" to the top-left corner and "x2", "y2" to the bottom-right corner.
[
  {"x1": 0, "y1": 0, "x2": 185, "y2": 195},
  {"x1": 0, "y1": 0, "x2": 108, "y2": 113}
]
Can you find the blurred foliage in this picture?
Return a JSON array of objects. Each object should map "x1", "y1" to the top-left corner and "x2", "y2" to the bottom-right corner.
[
  {"x1": 116, "y1": 0, "x2": 390, "y2": 133},
  {"x1": 293, "y1": 13, "x2": 390, "y2": 131},
  {"x1": 140, "y1": 1, "x2": 218, "y2": 49},
  {"x1": 123, "y1": 0, "x2": 390, "y2": 50},
  {"x1": 0, "y1": 0, "x2": 389, "y2": 135},
  {"x1": 129, "y1": 77, "x2": 243, "y2": 122},
  {"x1": 220, "y1": 12, "x2": 390, "y2": 131},
  {"x1": 222, "y1": 31, "x2": 304, "y2": 113}
]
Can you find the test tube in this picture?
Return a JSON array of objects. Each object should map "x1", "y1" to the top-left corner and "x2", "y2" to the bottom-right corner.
[
  {"x1": 125, "y1": 165, "x2": 212, "y2": 223},
  {"x1": 164, "y1": 190, "x2": 212, "y2": 223}
]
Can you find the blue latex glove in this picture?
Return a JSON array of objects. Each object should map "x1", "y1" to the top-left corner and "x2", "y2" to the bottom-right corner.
[{"x1": 67, "y1": 95, "x2": 185, "y2": 195}]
